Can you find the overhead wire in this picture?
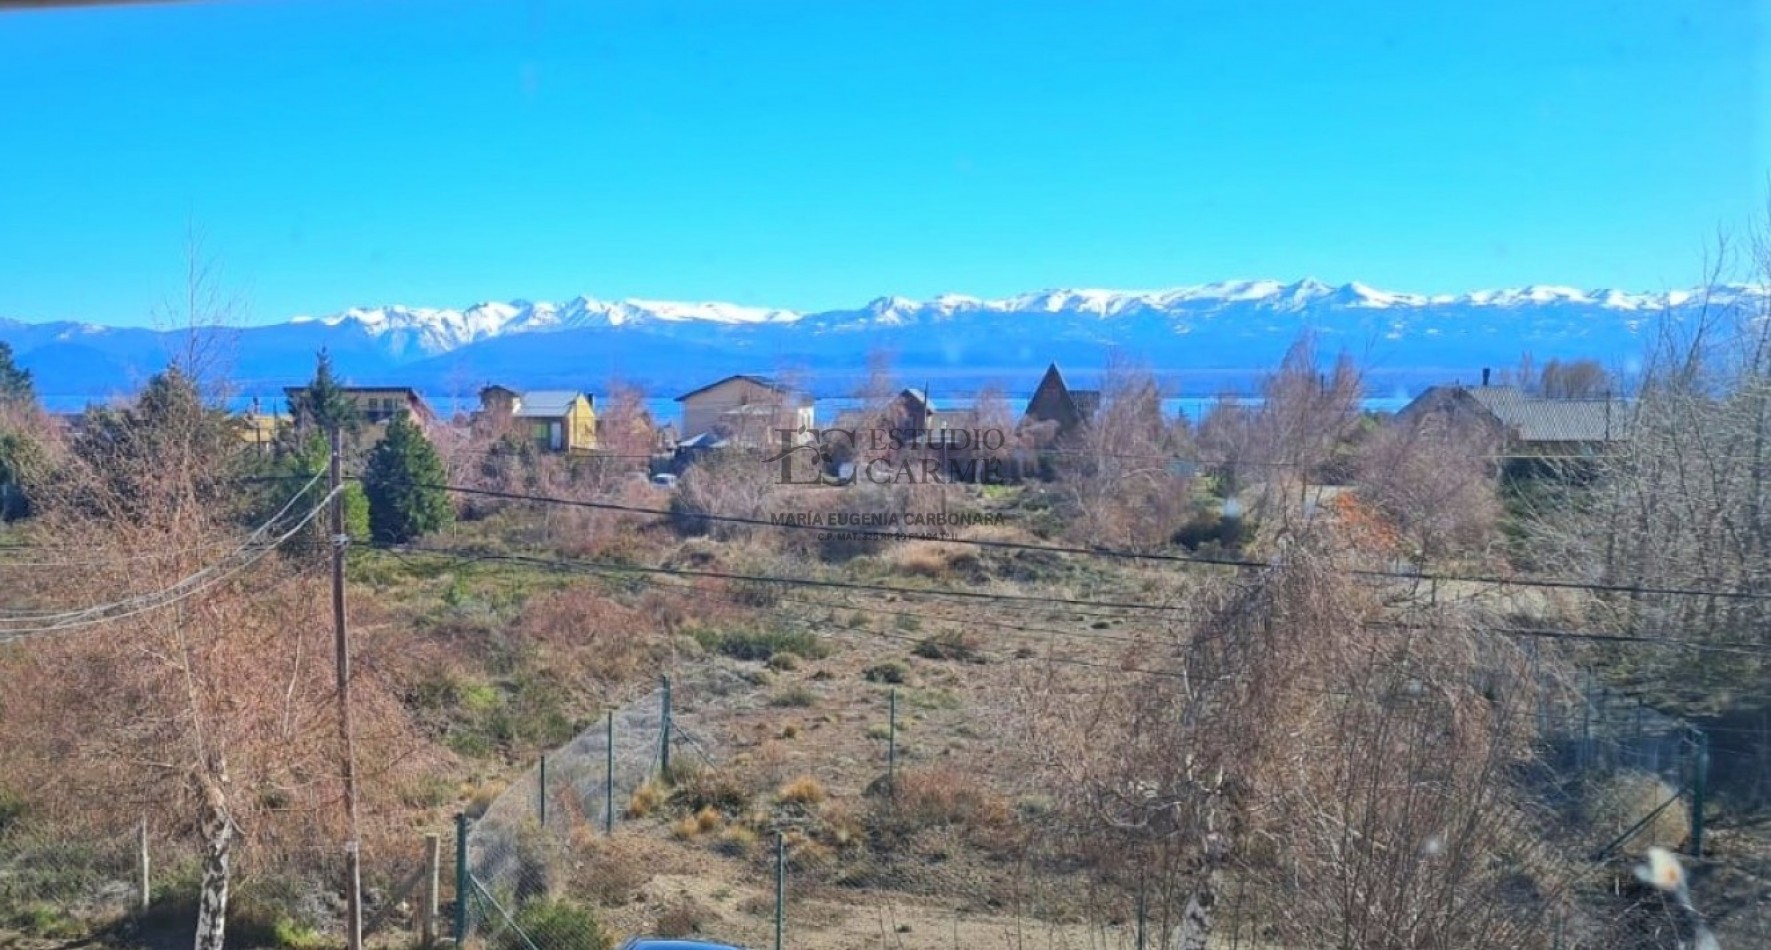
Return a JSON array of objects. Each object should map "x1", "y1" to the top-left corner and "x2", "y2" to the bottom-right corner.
[{"x1": 0, "y1": 474, "x2": 338, "y2": 642}]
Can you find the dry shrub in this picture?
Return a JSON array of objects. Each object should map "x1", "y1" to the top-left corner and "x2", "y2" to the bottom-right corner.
[
  {"x1": 912, "y1": 629, "x2": 983, "y2": 662},
  {"x1": 777, "y1": 775, "x2": 827, "y2": 806},
  {"x1": 571, "y1": 837, "x2": 652, "y2": 907},
  {"x1": 652, "y1": 898, "x2": 718, "y2": 938},
  {"x1": 626, "y1": 781, "x2": 666, "y2": 819},
  {"x1": 1583, "y1": 772, "x2": 1689, "y2": 852},
  {"x1": 817, "y1": 799, "x2": 867, "y2": 850},
  {"x1": 672, "y1": 450, "x2": 777, "y2": 541},
  {"x1": 712, "y1": 825, "x2": 758, "y2": 858},
  {"x1": 881, "y1": 767, "x2": 1011, "y2": 833},
  {"x1": 730, "y1": 741, "x2": 795, "y2": 794},
  {"x1": 671, "y1": 767, "x2": 752, "y2": 815},
  {"x1": 694, "y1": 805, "x2": 724, "y2": 834},
  {"x1": 466, "y1": 779, "x2": 509, "y2": 819},
  {"x1": 885, "y1": 540, "x2": 976, "y2": 578},
  {"x1": 670, "y1": 815, "x2": 702, "y2": 840},
  {"x1": 516, "y1": 583, "x2": 666, "y2": 684},
  {"x1": 785, "y1": 835, "x2": 836, "y2": 874},
  {"x1": 1355, "y1": 410, "x2": 1502, "y2": 561}
]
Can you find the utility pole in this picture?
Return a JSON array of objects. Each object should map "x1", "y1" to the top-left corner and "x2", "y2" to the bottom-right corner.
[{"x1": 331, "y1": 428, "x2": 364, "y2": 950}]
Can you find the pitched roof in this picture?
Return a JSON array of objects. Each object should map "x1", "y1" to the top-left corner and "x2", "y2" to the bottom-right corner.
[
  {"x1": 674, "y1": 374, "x2": 793, "y2": 402},
  {"x1": 1022, "y1": 363, "x2": 1096, "y2": 431},
  {"x1": 899, "y1": 388, "x2": 935, "y2": 412},
  {"x1": 1407, "y1": 385, "x2": 1631, "y2": 443},
  {"x1": 1465, "y1": 386, "x2": 1630, "y2": 442},
  {"x1": 1071, "y1": 390, "x2": 1101, "y2": 418},
  {"x1": 513, "y1": 390, "x2": 584, "y2": 418}
]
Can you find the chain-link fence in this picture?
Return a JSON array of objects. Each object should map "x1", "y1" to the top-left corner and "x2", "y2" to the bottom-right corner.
[
  {"x1": 457, "y1": 665, "x2": 758, "y2": 949},
  {"x1": 1536, "y1": 672, "x2": 1710, "y2": 861}
]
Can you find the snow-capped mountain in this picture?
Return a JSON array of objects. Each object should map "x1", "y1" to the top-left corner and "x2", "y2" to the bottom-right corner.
[{"x1": 3, "y1": 279, "x2": 1763, "y2": 402}]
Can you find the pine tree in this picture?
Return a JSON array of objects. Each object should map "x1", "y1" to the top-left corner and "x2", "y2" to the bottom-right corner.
[
  {"x1": 288, "y1": 349, "x2": 359, "y2": 436},
  {"x1": 248, "y1": 431, "x2": 369, "y2": 540},
  {"x1": 0, "y1": 342, "x2": 32, "y2": 404},
  {"x1": 362, "y1": 412, "x2": 451, "y2": 543},
  {"x1": 0, "y1": 430, "x2": 42, "y2": 521}
]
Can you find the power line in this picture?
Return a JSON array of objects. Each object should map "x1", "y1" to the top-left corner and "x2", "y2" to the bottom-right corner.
[{"x1": 0, "y1": 480, "x2": 338, "y2": 642}]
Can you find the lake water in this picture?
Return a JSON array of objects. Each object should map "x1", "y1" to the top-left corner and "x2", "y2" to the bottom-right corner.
[{"x1": 41, "y1": 393, "x2": 1415, "y2": 428}]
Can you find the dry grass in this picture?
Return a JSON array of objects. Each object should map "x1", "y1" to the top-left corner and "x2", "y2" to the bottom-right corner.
[
  {"x1": 670, "y1": 814, "x2": 702, "y2": 840},
  {"x1": 880, "y1": 766, "x2": 1011, "y2": 832},
  {"x1": 884, "y1": 540, "x2": 978, "y2": 578},
  {"x1": 626, "y1": 780, "x2": 666, "y2": 819},
  {"x1": 777, "y1": 775, "x2": 828, "y2": 805},
  {"x1": 1584, "y1": 771, "x2": 1690, "y2": 852},
  {"x1": 694, "y1": 804, "x2": 724, "y2": 834},
  {"x1": 712, "y1": 824, "x2": 759, "y2": 858}
]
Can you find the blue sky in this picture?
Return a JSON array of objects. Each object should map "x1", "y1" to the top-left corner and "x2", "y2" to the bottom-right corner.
[{"x1": 1, "y1": 0, "x2": 1766, "y2": 327}]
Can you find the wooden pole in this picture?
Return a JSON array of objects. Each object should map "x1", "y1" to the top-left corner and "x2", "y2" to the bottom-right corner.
[
  {"x1": 605, "y1": 710, "x2": 615, "y2": 835},
  {"x1": 331, "y1": 428, "x2": 364, "y2": 950},
  {"x1": 420, "y1": 833, "x2": 440, "y2": 949},
  {"x1": 137, "y1": 817, "x2": 150, "y2": 912}
]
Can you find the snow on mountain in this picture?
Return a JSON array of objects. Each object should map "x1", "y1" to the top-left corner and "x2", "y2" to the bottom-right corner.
[
  {"x1": 7, "y1": 279, "x2": 1767, "y2": 399},
  {"x1": 272, "y1": 279, "x2": 1756, "y2": 352}
]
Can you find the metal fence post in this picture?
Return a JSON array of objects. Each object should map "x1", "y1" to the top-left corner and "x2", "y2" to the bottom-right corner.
[
  {"x1": 538, "y1": 754, "x2": 548, "y2": 828},
  {"x1": 605, "y1": 709, "x2": 615, "y2": 835},
  {"x1": 1135, "y1": 877, "x2": 1147, "y2": 950},
  {"x1": 888, "y1": 687, "x2": 898, "y2": 798},
  {"x1": 660, "y1": 675, "x2": 673, "y2": 780},
  {"x1": 775, "y1": 831, "x2": 786, "y2": 950},
  {"x1": 454, "y1": 813, "x2": 470, "y2": 943},
  {"x1": 1690, "y1": 726, "x2": 1710, "y2": 857}
]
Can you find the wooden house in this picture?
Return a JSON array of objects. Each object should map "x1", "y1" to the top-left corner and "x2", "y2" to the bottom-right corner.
[{"x1": 675, "y1": 374, "x2": 814, "y2": 449}]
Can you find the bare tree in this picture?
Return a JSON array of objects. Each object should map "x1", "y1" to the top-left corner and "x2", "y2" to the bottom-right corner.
[
  {"x1": 1049, "y1": 352, "x2": 1187, "y2": 547},
  {"x1": 1356, "y1": 407, "x2": 1504, "y2": 563},
  {"x1": 1018, "y1": 525, "x2": 1570, "y2": 950}
]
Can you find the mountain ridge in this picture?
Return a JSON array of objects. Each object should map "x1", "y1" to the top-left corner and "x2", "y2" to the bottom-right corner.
[{"x1": 3, "y1": 279, "x2": 1763, "y2": 399}]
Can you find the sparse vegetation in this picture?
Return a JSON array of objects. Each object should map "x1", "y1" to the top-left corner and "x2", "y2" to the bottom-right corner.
[
  {"x1": 862, "y1": 661, "x2": 909, "y2": 684},
  {"x1": 912, "y1": 629, "x2": 983, "y2": 662}
]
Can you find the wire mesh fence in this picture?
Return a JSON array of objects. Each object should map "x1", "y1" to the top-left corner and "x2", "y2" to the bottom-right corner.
[
  {"x1": 457, "y1": 664, "x2": 758, "y2": 949},
  {"x1": 1536, "y1": 673, "x2": 1710, "y2": 860}
]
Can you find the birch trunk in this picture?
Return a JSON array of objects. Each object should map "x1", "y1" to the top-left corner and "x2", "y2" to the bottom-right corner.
[{"x1": 193, "y1": 771, "x2": 234, "y2": 950}]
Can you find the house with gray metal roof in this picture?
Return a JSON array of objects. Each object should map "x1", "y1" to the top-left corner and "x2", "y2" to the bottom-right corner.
[
  {"x1": 477, "y1": 386, "x2": 598, "y2": 452},
  {"x1": 1398, "y1": 381, "x2": 1631, "y2": 458}
]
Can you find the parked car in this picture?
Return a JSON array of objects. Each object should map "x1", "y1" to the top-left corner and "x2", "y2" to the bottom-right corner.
[
  {"x1": 650, "y1": 472, "x2": 679, "y2": 488},
  {"x1": 617, "y1": 940, "x2": 746, "y2": 950}
]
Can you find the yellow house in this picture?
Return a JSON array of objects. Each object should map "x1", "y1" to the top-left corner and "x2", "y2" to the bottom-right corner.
[
  {"x1": 237, "y1": 409, "x2": 289, "y2": 452},
  {"x1": 485, "y1": 388, "x2": 598, "y2": 452}
]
